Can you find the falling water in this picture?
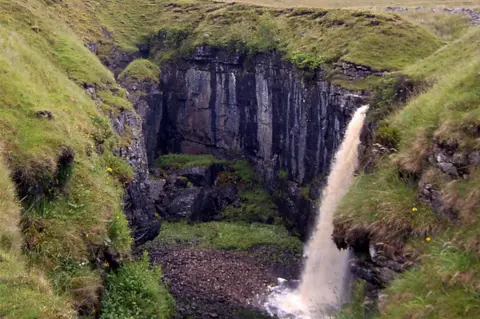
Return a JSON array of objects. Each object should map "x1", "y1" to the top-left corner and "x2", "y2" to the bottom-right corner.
[{"x1": 265, "y1": 105, "x2": 369, "y2": 319}]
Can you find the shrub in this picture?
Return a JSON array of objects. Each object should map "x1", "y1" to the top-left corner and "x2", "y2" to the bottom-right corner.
[
  {"x1": 101, "y1": 253, "x2": 175, "y2": 319},
  {"x1": 376, "y1": 121, "x2": 401, "y2": 149},
  {"x1": 107, "y1": 207, "x2": 133, "y2": 254},
  {"x1": 278, "y1": 169, "x2": 288, "y2": 180},
  {"x1": 232, "y1": 160, "x2": 258, "y2": 184}
]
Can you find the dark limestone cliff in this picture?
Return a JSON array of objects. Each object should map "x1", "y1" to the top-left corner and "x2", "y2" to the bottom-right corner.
[
  {"x1": 157, "y1": 47, "x2": 366, "y2": 185},
  {"x1": 120, "y1": 47, "x2": 368, "y2": 238}
]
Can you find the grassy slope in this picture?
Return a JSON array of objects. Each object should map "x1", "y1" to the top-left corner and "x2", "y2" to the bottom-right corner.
[
  {"x1": 0, "y1": 152, "x2": 75, "y2": 318},
  {"x1": 0, "y1": 0, "x2": 148, "y2": 317},
  {"x1": 216, "y1": 0, "x2": 480, "y2": 9},
  {"x1": 0, "y1": 0, "x2": 470, "y2": 317},
  {"x1": 60, "y1": 0, "x2": 443, "y2": 74},
  {"x1": 335, "y1": 27, "x2": 480, "y2": 318}
]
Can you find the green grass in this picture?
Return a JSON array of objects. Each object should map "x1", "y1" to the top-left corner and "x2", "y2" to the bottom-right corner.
[
  {"x1": 222, "y1": 189, "x2": 281, "y2": 224},
  {"x1": 101, "y1": 253, "x2": 175, "y2": 319},
  {"x1": 397, "y1": 10, "x2": 471, "y2": 41},
  {"x1": 0, "y1": 0, "x2": 142, "y2": 315},
  {"x1": 149, "y1": 3, "x2": 442, "y2": 71},
  {"x1": 381, "y1": 238, "x2": 480, "y2": 318},
  {"x1": 0, "y1": 251, "x2": 75, "y2": 319},
  {"x1": 0, "y1": 153, "x2": 75, "y2": 318},
  {"x1": 393, "y1": 59, "x2": 480, "y2": 159},
  {"x1": 55, "y1": 1, "x2": 443, "y2": 74},
  {"x1": 405, "y1": 27, "x2": 480, "y2": 82},
  {"x1": 232, "y1": 160, "x2": 259, "y2": 184},
  {"x1": 215, "y1": 0, "x2": 480, "y2": 9},
  {"x1": 335, "y1": 27, "x2": 480, "y2": 318},
  {"x1": 98, "y1": 90, "x2": 134, "y2": 113},
  {"x1": 156, "y1": 153, "x2": 229, "y2": 170},
  {"x1": 155, "y1": 221, "x2": 302, "y2": 251},
  {"x1": 336, "y1": 166, "x2": 439, "y2": 243},
  {"x1": 119, "y1": 59, "x2": 160, "y2": 84},
  {"x1": 0, "y1": 0, "x2": 477, "y2": 317}
]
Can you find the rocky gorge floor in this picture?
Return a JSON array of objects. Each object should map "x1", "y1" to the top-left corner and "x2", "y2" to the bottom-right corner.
[
  {"x1": 134, "y1": 155, "x2": 304, "y2": 318},
  {"x1": 142, "y1": 241, "x2": 302, "y2": 319}
]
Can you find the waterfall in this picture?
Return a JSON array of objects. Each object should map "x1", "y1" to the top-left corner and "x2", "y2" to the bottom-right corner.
[{"x1": 265, "y1": 105, "x2": 369, "y2": 319}]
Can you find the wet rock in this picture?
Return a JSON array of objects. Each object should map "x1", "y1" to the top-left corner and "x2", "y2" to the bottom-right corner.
[
  {"x1": 469, "y1": 151, "x2": 480, "y2": 166},
  {"x1": 430, "y1": 140, "x2": 470, "y2": 177},
  {"x1": 110, "y1": 98, "x2": 160, "y2": 245},
  {"x1": 350, "y1": 259, "x2": 398, "y2": 288},
  {"x1": 100, "y1": 46, "x2": 145, "y2": 77},
  {"x1": 85, "y1": 85, "x2": 97, "y2": 99},
  {"x1": 337, "y1": 61, "x2": 386, "y2": 78},
  {"x1": 275, "y1": 180, "x2": 317, "y2": 240},
  {"x1": 149, "y1": 178, "x2": 166, "y2": 200},
  {"x1": 385, "y1": 6, "x2": 409, "y2": 12},
  {"x1": 191, "y1": 185, "x2": 238, "y2": 222},
  {"x1": 179, "y1": 166, "x2": 209, "y2": 186},
  {"x1": 385, "y1": 6, "x2": 480, "y2": 24},
  {"x1": 437, "y1": 161, "x2": 458, "y2": 176},
  {"x1": 156, "y1": 46, "x2": 366, "y2": 187},
  {"x1": 174, "y1": 176, "x2": 190, "y2": 188},
  {"x1": 166, "y1": 188, "x2": 201, "y2": 219}
]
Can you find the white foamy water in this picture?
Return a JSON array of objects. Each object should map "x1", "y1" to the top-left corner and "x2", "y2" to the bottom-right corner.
[{"x1": 265, "y1": 105, "x2": 369, "y2": 319}]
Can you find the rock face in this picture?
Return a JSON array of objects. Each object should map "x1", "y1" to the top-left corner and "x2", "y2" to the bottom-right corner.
[
  {"x1": 151, "y1": 163, "x2": 239, "y2": 222},
  {"x1": 111, "y1": 82, "x2": 161, "y2": 244},
  {"x1": 157, "y1": 47, "x2": 366, "y2": 186},
  {"x1": 114, "y1": 45, "x2": 369, "y2": 238},
  {"x1": 124, "y1": 46, "x2": 367, "y2": 237},
  {"x1": 113, "y1": 109, "x2": 161, "y2": 244}
]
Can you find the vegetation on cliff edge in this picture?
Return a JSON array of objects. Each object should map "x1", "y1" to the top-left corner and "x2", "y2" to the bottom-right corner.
[
  {"x1": 0, "y1": 0, "x2": 171, "y2": 317},
  {"x1": 335, "y1": 27, "x2": 480, "y2": 318},
  {"x1": 48, "y1": 0, "x2": 443, "y2": 75},
  {"x1": 0, "y1": 0, "x2": 477, "y2": 317}
]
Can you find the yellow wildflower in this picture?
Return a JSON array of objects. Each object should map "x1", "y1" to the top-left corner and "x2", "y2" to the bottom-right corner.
[
  {"x1": 106, "y1": 167, "x2": 113, "y2": 173},
  {"x1": 426, "y1": 237, "x2": 431, "y2": 242},
  {"x1": 104, "y1": 262, "x2": 109, "y2": 267},
  {"x1": 412, "y1": 207, "x2": 418, "y2": 212}
]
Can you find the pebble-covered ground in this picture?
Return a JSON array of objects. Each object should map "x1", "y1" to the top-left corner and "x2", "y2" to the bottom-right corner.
[{"x1": 145, "y1": 243, "x2": 302, "y2": 319}]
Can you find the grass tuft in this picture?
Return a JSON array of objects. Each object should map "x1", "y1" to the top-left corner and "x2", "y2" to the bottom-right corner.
[{"x1": 101, "y1": 252, "x2": 175, "y2": 319}]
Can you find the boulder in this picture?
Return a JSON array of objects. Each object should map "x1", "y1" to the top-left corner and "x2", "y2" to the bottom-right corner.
[
  {"x1": 166, "y1": 188, "x2": 201, "y2": 219},
  {"x1": 179, "y1": 166, "x2": 209, "y2": 186},
  {"x1": 191, "y1": 185, "x2": 238, "y2": 222}
]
